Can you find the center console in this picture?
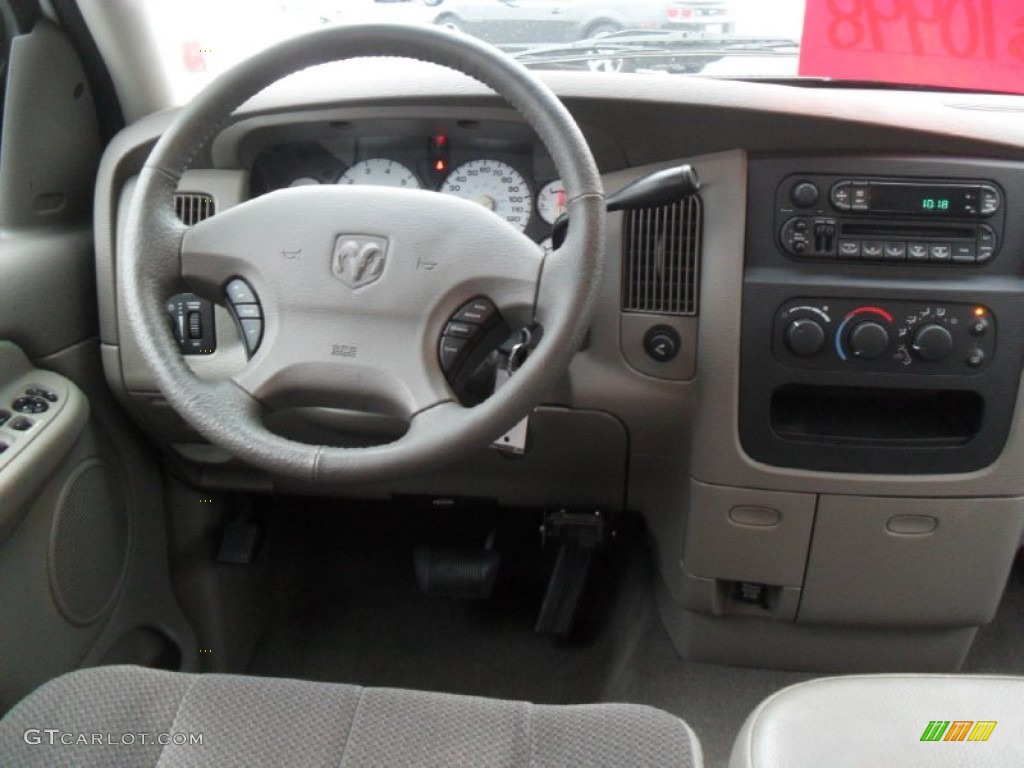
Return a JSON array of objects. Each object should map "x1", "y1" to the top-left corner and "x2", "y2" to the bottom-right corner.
[
  {"x1": 741, "y1": 156, "x2": 1024, "y2": 474},
  {"x1": 663, "y1": 153, "x2": 1024, "y2": 673}
]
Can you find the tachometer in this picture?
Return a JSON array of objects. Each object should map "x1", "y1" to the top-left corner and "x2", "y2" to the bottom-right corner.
[
  {"x1": 440, "y1": 160, "x2": 532, "y2": 232},
  {"x1": 338, "y1": 158, "x2": 421, "y2": 188},
  {"x1": 537, "y1": 179, "x2": 567, "y2": 225}
]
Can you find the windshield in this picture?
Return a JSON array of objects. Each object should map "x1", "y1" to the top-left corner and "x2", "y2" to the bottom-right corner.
[{"x1": 142, "y1": 0, "x2": 1024, "y2": 103}]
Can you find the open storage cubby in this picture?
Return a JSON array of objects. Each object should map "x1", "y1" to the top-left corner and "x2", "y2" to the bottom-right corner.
[{"x1": 770, "y1": 385, "x2": 983, "y2": 446}]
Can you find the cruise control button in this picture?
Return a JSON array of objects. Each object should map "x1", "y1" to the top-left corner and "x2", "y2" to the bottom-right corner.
[
  {"x1": 884, "y1": 241, "x2": 906, "y2": 261},
  {"x1": 444, "y1": 321, "x2": 476, "y2": 339},
  {"x1": 234, "y1": 304, "x2": 262, "y2": 319},
  {"x1": 10, "y1": 417, "x2": 33, "y2": 431},
  {"x1": 25, "y1": 387, "x2": 58, "y2": 402},
  {"x1": 226, "y1": 279, "x2": 257, "y2": 305},
  {"x1": 0, "y1": 409, "x2": 9, "y2": 427},
  {"x1": 439, "y1": 337, "x2": 469, "y2": 372},
  {"x1": 454, "y1": 298, "x2": 496, "y2": 326},
  {"x1": 239, "y1": 319, "x2": 263, "y2": 352},
  {"x1": 837, "y1": 239, "x2": 860, "y2": 258},
  {"x1": 929, "y1": 244, "x2": 951, "y2": 262},
  {"x1": 907, "y1": 242, "x2": 930, "y2": 261},
  {"x1": 861, "y1": 241, "x2": 884, "y2": 260}
]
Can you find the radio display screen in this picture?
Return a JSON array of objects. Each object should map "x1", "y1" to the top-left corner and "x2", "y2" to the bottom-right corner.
[{"x1": 870, "y1": 184, "x2": 973, "y2": 216}]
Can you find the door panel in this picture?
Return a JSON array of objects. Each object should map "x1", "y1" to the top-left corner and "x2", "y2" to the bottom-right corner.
[{"x1": 0, "y1": 14, "x2": 197, "y2": 712}]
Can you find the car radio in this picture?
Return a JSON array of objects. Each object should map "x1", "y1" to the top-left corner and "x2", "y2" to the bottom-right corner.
[{"x1": 775, "y1": 174, "x2": 1004, "y2": 265}]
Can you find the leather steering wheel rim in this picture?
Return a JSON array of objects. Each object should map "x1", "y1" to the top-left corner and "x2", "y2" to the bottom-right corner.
[{"x1": 121, "y1": 23, "x2": 606, "y2": 483}]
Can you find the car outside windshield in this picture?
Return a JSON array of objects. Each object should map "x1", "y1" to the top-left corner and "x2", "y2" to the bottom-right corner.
[{"x1": 142, "y1": 0, "x2": 1023, "y2": 103}]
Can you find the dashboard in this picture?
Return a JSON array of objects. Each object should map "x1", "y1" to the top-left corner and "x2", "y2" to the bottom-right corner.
[{"x1": 93, "y1": 67, "x2": 1024, "y2": 673}]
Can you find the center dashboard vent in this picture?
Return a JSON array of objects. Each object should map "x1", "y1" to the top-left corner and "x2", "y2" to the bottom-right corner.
[
  {"x1": 174, "y1": 193, "x2": 216, "y2": 226},
  {"x1": 622, "y1": 196, "x2": 702, "y2": 316}
]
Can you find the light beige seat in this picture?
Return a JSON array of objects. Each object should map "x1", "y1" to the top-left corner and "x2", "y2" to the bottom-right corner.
[
  {"x1": 0, "y1": 665, "x2": 702, "y2": 767},
  {"x1": 730, "y1": 674, "x2": 1024, "y2": 768}
]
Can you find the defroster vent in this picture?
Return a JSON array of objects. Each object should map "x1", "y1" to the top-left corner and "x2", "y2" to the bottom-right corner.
[
  {"x1": 622, "y1": 196, "x2": 702, "y2": 315},
  {"x1": 174, "y1": 193, "x2": 216, "y2": 226}
]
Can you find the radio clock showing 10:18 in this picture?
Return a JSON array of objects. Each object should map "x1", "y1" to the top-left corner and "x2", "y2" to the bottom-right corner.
[{"x1": 922, "y1": 198, "x2": 950, "y2": 211}]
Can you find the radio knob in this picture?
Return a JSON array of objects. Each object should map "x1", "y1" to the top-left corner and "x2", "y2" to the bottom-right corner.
[
  {"x1": 785, "y1": 318, "x2": 826, "y2": 357},
  {"x1": 849, "y1": 321, "x2": 890, "y2": 360},
  {"x1": 791, "y1": 182, "x2": 820, "y2": 208},
  {"x1": 911, "y1": 323, "x2": 954, "y2": 361}
]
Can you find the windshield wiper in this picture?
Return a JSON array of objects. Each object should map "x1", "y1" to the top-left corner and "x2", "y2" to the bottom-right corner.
[{"x1": 510, "y1": 31, "x2": 798, "y2": 73}]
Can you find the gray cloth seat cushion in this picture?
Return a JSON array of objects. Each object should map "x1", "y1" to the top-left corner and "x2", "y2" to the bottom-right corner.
[
  {"x1": 0, "y1": 665, "x2": 702, "y2": 767},
  {"x1": 729, "y1": 673, "x2": 1024, "y2": 768}
]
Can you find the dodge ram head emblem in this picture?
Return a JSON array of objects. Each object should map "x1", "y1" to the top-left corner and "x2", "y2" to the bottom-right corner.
[{"x1": 331, "y1": 235, "x2": 388, "y2": 288}]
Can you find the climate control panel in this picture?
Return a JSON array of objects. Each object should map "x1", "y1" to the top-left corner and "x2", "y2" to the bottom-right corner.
[{"x1": 774, "y1": 299, "x2": 995, "y2": 374}]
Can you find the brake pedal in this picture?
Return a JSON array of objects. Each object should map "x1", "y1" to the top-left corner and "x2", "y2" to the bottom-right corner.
[{"x1": 414, "y1": 545, "x2": 501, "y2": 600}]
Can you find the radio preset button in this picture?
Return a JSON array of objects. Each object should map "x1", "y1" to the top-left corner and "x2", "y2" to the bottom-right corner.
[
  {"x1": 861, "y1": 241, "x2": 884, "y2": 260},
  {"x1": 883, "y1": 242, "x2": 906, "y2": 261},
  {"x1": 837, "y1": 239, "x2": 860, "y2": 258},
  {"x1": 907, "y1": 243, "x2": 930, "y2": 261},
  {"x1": 952, "y1": 244, "x2": 976, "y2": 263},
  {"x1": 928, "y1": 244, "x2": 952, "y2": 262}
]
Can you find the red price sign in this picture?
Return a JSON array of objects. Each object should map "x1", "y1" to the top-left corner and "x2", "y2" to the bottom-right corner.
[{"x1": 799, "y1": 0, "x2": 1024, "y2": 94}]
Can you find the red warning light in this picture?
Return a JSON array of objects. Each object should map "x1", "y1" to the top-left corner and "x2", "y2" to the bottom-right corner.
[
  {"x1": 434, "y1": 158, "x2": 448, "y2": 172},
  {"x1": 433, "y1": 134, "x2": 448, "y2": 149}
]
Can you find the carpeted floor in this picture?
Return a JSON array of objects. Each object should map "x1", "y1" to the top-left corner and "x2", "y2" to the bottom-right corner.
[{"x1": 245, "y1": 499, "x2": 1023, "y2": 768}]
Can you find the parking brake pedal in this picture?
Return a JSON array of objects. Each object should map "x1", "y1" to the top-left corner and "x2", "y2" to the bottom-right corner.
[
  {"x1": 535, "y1": 509, "x2": 610, "y2": 638},
  {"x1": 414, "y1": 544, "x2": 500, "y2": 600}
]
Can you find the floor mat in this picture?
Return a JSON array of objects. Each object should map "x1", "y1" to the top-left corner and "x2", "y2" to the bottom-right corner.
[{"x1": 245, "y1": 499, "x2": 1023, "y2": 767}]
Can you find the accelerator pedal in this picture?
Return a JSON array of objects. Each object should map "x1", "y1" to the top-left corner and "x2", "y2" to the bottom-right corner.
[{"x1": 535, "y1": 509, "x2": 610, "y2": 638}]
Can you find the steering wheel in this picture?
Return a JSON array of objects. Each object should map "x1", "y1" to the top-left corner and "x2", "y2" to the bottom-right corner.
[{"x1": 121, "y1": 24, "x2": 606, "y2": 483}]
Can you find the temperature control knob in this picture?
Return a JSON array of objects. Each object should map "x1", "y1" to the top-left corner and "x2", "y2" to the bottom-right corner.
[
  {"x1": 785, "y1": 318, "x2": 826, "y2": 357},
  {"x1": 911, "y1": 323, "x2": 954, "y2": 361},
  {"x1": 849, "y1": 321, "x2": 890, "y2": 359}
]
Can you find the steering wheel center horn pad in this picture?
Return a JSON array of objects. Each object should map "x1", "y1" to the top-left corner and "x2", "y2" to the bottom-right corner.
[{"x1": 121, "y1": 24, "x2": 605, "y2": 483}]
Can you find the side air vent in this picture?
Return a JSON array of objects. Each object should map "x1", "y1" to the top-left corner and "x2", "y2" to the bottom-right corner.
[
  {"x1": 174, "y1": 193, "x2": 216, "y2": 226},
  {"x1": 622, "y1": 196, "x2": 702, "y2": 316}
]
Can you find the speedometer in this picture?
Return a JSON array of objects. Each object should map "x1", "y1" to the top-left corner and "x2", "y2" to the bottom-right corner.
[
  {"x1": 338, "y1": 158, "x2": 421, "y2": 188},
  {"x1": 440, "y1": 160, "x2": 532, "y2": 232}
]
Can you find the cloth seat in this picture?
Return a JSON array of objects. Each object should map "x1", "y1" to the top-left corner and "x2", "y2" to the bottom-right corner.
[
  {"x1": 0, "y1": 665, "x2": 702, "y2": 767},
  {"x1": 729, "y1": 673, "x2": 1024, "y2": 768}
]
